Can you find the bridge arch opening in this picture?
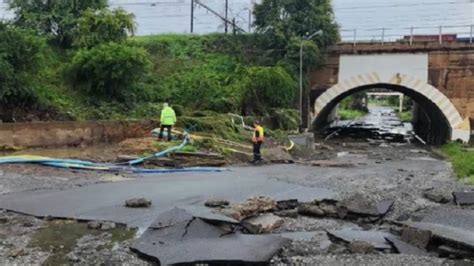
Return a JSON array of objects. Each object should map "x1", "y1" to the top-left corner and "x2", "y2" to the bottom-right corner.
[{"x1": 312, "y1": 82, "x2": 470, "y2": 145}]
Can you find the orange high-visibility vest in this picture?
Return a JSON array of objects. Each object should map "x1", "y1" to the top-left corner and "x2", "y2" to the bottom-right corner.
[{"x1": 252, "y1": 125, "x2": 265, "y2": 143}]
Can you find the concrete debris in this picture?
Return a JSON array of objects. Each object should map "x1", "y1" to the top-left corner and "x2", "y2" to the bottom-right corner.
[
  {"x1": 87, "y1": 221, "x2": 102, "y2": 230},
  {"x1": 348, "y1": 241, "x2": 375, "y2": 254},
  {"x1": 274, "y1": 209, "x2": 298, "y2": 218},
  {"x1": 298, "y1": 204, "x2": 325, "y2": 217},
  {"x1": 150, "y1": 207, "x2": 238, "y2": 229},
  {"x1": 385, "y1": 236, "x2": 430, "y2": 256},
  {"x1": 453, "y1": 192, "x2": 474, "y2": 206},
  {"x1": 204, "y1": 199, "x2": 230, "y2": 208},
  {"x1": 400, "y1": 226, "x2": 432, "y2": 249},
  {"x1": 423, "y1": 189, "x2": 452, "y2": 204},
  {"x1": 87, "y1": 220, "x2": 117, "y2": 231},
  {"x1": 404, "y1": 222, "x2": 474, "y2": 250},
  {"x1": 125, "y1": 198, "x2": 152, "y2": 208},
  {"x1": 243, "y1": 213, "x2": 284, "y2": 234},
  {"x1": 327, "y1": 229, "x2": 393, "y2": 249},
  {"x1": 337, "y1": 194, "x2": 393, "y2": 219},
  {"x1": 100, "y1": 222, "x2": 116, "y2": 230},
  {"x1": 437, "y1": 245, "x2": 474, "y2": 259},
  {"x1": 276, "y1": 199, "x2": 298, "y2": 210},
  {"x1": 221, "y1": 196, "x2": 276, "y2": 221},
  {"x1": 131, "y1": 208, "x2": 290, "y2": 265}
]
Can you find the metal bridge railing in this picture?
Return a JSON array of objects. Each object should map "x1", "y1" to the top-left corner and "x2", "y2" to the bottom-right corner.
[{"x1": 340, "y1": 25, "x2": 474, "y2": 46}]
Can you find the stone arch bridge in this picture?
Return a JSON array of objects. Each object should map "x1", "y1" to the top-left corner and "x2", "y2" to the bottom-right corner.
[{"x1": 308, "y1": 42, "x2": 473, "y2": 144}]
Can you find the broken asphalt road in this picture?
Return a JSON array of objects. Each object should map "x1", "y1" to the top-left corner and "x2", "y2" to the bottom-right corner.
[{"x1": 0, "y1": 165, "x2": 336, "y2": 228}]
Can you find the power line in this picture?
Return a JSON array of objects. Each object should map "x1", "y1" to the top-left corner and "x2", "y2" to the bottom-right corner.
[{"x1": 333, "y1": 1, "x2": 471, "y2": 11}]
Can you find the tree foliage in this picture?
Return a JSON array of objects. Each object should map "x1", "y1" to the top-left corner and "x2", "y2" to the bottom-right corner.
[
  {"x1": 74, "y1": 8, "x2": 135, "y2": 48},
  {"x1": 0, "y1": 22, "x2": 45, "y2": 105},
  {"x1": 67, "y1": 42, "x2": 152, "y2": 101},
  {"x1": 253, "y1": 0, "x2": 339, "y2": 49},
  {"x1": 9, "y1": 0, "x2": 108, "y2": 47},
  {"x1": 241, "y1": 66, "x2": 296, "y2": 114}
]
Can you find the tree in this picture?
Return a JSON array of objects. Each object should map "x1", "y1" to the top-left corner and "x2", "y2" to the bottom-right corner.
[
  {"x1": 253, "y1": 0, "x2": 339, "y2": 48},
  {"x1": 67, "y1": 42, "x2": 152, "y2": 101},
  {"x1": 74, "y1": 8, "x2": 135, "y2": 48},
  {"x1": 9, "y1": 0, "x2": 108, "y2": 47},
  {"x1": 0, "y1": 22, "x2": 45, "y2": 105}
]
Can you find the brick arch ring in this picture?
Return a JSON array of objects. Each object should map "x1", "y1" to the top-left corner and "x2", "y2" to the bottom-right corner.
[{"x1": 311, "y1": 72, "x2": 471, "y2": 143}]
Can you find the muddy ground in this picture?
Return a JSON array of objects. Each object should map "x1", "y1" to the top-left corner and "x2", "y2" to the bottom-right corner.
[{"x1": 1, "y1": 137, "x2": 473, "y2": 265}]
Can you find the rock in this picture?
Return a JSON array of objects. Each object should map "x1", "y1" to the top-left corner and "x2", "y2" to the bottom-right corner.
[
  {"x1": 9, "y1": 248, "x2": 24, "y2": 258},
  {"x1": 274, "y1": 209, "x2": 298, "y2": 218},
  {"x1": 437, "y1": 245, "x2": 474, "y2": 259},
  {"x1": 348, "y1": 241, "x2": 374, "y2": 254},
  {"x1": 205, "y1": 199, "x2": 230, "y2": 208},
  {"x1": 327, "y1": 243, "x2": 347, "y2": 254},
  {"x1": 243, "y1": 213, "x2": 284, "y2": 234},
  {"x1": 298, "y1": 204, "x2": 325, "y2": 217},
  {"x1": 338, "y1": 194, "x2": 393, "y2": 218},
  {"x1": 453, "y1": 192, "x2": 474, "y2": 206},
  {"x1": 327, "y1": 229, "x2": 393, "y2": 250},
  {"x1": 423, "y1": 189, "x2": 451, "y2": 204},
  {"x1": 87, "y1": 221, "x2": 102, "y2": 230},
  {"x1": 337, "y1": 206, "x2": 349, "y2": 219},
  {"x1": 318, "y1": 202, "x2": 338, "y2": 217},
  {"x1": 400, "y1": 226, "x2": 432, "y2": 249},
  {"x1": 22, "y1": 222, "x2": 34, "y2": 227},
  {"x1": 100, "y1": 222, "x2": 116, "y2": 230},
  {"x1": 385, "y1": 236, "x2": 430, "y2": 256},
  {"x1": 276, "y1": 199, "x2": 298, "y2": 210},
  {"x1": 125, "y1": 198, "x2": 152, "y2": 208},
  {"x1": 223, "y1": 196, "x2": 276, "y2": 221},
  {"x1": 0, "y1": 217, "x2": 7, "y2": 224}
]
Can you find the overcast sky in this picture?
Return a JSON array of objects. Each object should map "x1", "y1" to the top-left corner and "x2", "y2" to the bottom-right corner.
[{"x1": 1, "y1": 0, "x2": 472, "y2": 39}]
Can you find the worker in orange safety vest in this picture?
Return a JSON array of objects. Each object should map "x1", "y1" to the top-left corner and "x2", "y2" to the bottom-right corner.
[{"x1": 251, "y1": 120, "x2": 265, "y2": 164}]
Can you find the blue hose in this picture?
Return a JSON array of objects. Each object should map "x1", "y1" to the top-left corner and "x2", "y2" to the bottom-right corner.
[{"x1": 0, "y1": 132, "x2": 226, "y2": 173}]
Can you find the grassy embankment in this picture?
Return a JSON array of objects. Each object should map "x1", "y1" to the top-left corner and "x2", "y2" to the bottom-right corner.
[
  {"x1": 15, "y1": 34, "x2": 299, "y2": 149},
  {"x1": 439, "y1": 142, "x2": 474, "y2": 184}
]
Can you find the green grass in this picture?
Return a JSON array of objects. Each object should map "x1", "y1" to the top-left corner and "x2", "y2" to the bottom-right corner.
[
  {"x1": 337, "y1": 108, "x2": 365, "y2": 120},
  {"x1": 399, "y1": 111, "x2": 413, "y2": 123},
  {"x1": 439, "y1": 142, "x2": 474, "y2": 184}
]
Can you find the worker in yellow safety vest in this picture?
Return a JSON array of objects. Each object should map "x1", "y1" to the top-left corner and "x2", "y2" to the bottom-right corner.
[
  {"x1": 159, "y1": 103, "x2": 177, "y2": 141},
  {"x1": 251, "y1": 120, "x2": 265, "y2": 163}
]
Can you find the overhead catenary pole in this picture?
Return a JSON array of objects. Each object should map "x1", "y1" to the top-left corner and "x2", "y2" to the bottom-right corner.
[
  {"x1": 190, "y1": 0, "x2": 194, "y2": 33},
  {"x1": 194, "y1": 0, "x2": 246, "y2": 33},
  {"x1": 225, "y1": 0, "x2": 229, "y2": 33}
]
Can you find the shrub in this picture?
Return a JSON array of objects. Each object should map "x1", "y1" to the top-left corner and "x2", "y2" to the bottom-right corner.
[
  {"x1": 0, "y1": 23, "x2": 45, "y2": 105},
  {"x1": 74, "y1": 8, "x2": 135, "y2": 48},
  {"x1": 241, "y1": 66, "x2": 297, "y2": 115},
  {"x1": 67, "y1": 42, "x2": 152, "y2": 101}
]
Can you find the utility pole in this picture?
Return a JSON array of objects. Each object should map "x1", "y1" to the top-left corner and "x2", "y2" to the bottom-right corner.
[
  {"x1": 190, "y1": 0, "x2": 194, "y2": 33},
  {"x1": 232, "y1": 18, "x2": 236, "y2": 35},
  {"x1": 248, "y1": 9, "x2": 252, "y2": 33},
  {"x1": 225, "y1": 0, "x2": 229, "y2": 33}
]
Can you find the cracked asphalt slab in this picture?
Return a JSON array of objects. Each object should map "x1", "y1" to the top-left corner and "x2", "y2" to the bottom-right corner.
[{"x1": 1, "y1": 142, "x2": 474, "y2": 265}]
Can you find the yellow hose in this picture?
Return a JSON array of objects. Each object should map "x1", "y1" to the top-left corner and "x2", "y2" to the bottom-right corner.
[{"x1": 285, "y1": 140, "x2": 295, "y2": 151}]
